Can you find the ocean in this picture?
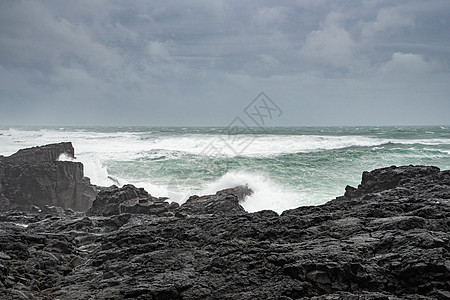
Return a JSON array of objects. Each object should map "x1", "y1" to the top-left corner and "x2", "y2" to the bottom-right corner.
[{"x1": 1, "y1": 126, "x2": 449, "y2": 214}]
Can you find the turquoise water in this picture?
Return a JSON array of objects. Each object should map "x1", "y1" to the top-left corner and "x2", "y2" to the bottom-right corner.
[{"x1": 1, "y1": 126, "x2": 449, "y2": 213}]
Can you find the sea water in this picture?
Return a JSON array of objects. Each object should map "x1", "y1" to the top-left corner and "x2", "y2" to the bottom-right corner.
[{"x1": 1, "y1": 126, "x2": 449, "y2": 214}]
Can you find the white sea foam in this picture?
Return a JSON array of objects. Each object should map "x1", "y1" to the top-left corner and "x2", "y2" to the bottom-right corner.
[
  {"x1": 1, "y1": 126, "x2": 449, "y2": 213},
  {"x1": 118, "y1": 170, "x2": 319, "y2": 214},
  {"x1": 58, "y1": 152, "x2": 117, "y2": 187},
  {"x1": 57, "y1": 153, "x2": 74, "y2": 161},
  {"x1": 2, "y1": 127, "x2": 450, "y2": 159},
  {"x1": 77, "y1": 154, "x2": 114, "y2": 187},
  {"x1": 203, "y1": 170, "x2": 318, "y2": 214},
  {"x1": 389, "y1": 138, "x2": 450, "y2": 146},
  {"x1": 146, "y1": 135, "x2": 389, "y2": 157},
  {"x1": 127, "y1": 180, "x2": 173, "y2": 200}
]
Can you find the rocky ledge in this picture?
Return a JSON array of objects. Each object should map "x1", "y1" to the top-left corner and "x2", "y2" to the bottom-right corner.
[
  {"x1": 0, "y1": 142, "x2": 97, "y2": 212},
  {"x1": 0, "y1": 144, "x2": 449, "y2": 299}
]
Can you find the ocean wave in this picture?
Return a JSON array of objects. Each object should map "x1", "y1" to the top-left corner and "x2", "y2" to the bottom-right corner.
[
  {"x1": 202, "y1": 170, "x2": 318, "y2": 214},
  {"x1": 1, "y1": 126, "x2": 449, "y2": 213},
  {"x1": 141, "y1": 136, "x2": 450, "y2": 157},
  {"x1": 130, "y1": 135, "x2": 390, "y2": 157},
  {"x1": 2, "y1": 127, "x2": 450, "y2": 159}
]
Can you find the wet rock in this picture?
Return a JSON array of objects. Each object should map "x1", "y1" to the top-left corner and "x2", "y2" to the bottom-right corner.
[
  {"x1": 1, "y1": 156, "x2": 450, "y2": 299},
  {"x1": 0, "y1": 143, "x2": 97, "y2": 212},
  {"x1": 88, "y1": 184, "x2": 252, "y2": 217},
  {"x1": 3, "y1": 142, "x2": 75, "y2": 164},
  {"x1": 350, "y1": 165, "x2": 441, "y2": 196},
  {"x1": 178, "y1": 185, "x2": 251, "y2": 215},
  {"x1": 87, "y1": 184, "x2": 172, "y2": 216}
]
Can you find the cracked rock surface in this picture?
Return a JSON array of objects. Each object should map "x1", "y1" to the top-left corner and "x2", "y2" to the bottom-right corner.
[{"x1": 0, "y1": 152, "x2": 449, "y2": 299}]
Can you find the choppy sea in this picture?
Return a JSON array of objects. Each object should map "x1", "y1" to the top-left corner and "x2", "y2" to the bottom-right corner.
[{"x1": 1, "y1": 126, "x2": 449, "y2": 213}]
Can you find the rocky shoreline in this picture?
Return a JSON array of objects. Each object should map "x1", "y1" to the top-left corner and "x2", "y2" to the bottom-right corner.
[{"x1": 0, "y1": 143, "x2": 449, "y2": 299}]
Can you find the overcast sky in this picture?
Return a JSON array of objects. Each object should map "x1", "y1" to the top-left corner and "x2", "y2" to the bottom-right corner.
[{"x1": 1, "y1": 0, "x2": 449, "y2": 126}]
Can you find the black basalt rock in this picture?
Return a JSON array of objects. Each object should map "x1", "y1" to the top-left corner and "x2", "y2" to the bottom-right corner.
[
  {"x1": 0, "y1": 143, "x2": 97, "y2": 212},
  {"x1": 357, "y1": 165, "x2": 440, "y2": 195},
  {"x1": 178, "y1": 185, "x2": 252, "y2": 215},
  {"x1": 3, "y1": 142, "x2": 76, "y2": 164},
  {"x1": 87, "y1": 184, "x2": 173, "y2": 216},
  {"x1": 1, "y1": 151, "x2": 450, "y2": 299}
]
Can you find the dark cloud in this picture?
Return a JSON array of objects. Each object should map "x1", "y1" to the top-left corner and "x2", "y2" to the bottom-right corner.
[{"x1": 1, "y1": 0, "x2": 449, "y2": 126}]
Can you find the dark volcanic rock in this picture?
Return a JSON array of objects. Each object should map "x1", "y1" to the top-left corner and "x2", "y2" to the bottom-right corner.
[
  {"x1": 0, "y1": 164, "x2": 449, "y2": 299},
  {"x1": 3, "y1": 142, "x2": 76, "y2": 164},
  {"x1": 178, "y1": 185, "x2": 251, "y2": 215},
  {"x1": 0, "y1": 143, "x2": 97, "y2": 212},
  {"x1": 88, "y1": 184, "x2": 251, "y2": 217},
  {"x1": 88, "y1": 184, "x2": 172, "y2": 216},
  {"x1": 345, "y1": 165, "x2": 441, "y2": 196}
]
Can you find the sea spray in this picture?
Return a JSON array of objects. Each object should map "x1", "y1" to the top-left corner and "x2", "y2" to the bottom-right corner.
[
  {"x1": 1, "y1": 125, "x2": 449, "y2": 212},
  {"x1": 203, "y1": 170, "x2": 308, "y2": 214},
  {"x1": 59, "y1": 152, "x2": 113, "y2": 187}
]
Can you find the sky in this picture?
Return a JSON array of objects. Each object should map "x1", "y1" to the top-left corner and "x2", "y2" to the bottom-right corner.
[{"x1": 1, "y1": 0, "x2": 449, "y2": 126}]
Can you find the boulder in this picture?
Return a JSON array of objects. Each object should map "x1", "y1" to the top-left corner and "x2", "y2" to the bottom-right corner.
[
  {"x1": 87, "y1": 184, "x2": 171, "y2": 216},
  {"x1": 178, "y1": 185, "x2": 251, "y2": 215}
]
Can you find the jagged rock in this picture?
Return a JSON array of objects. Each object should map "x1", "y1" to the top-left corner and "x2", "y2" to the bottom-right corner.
[
  {"x1": 0, "y1": 162, "x2": 449, "y2": 299},
  {"x1": 87, "y1": 184, "x2": 172, "y2": 216},
  {"x1": 3, "y1": 142, "x2": 75, "y2": 164},
  {"x1": 345, "y1": 165, "x2": 441, "y2": 197},
  {"x1": 178, "y1": 185, "x2": 251, "y2": 215},
  {"x1": 0, "y1": 143, "x2": 97, "y2": 212},
  {"x1": 89, "y1": 184, "x2": 251, "y2": 217}
]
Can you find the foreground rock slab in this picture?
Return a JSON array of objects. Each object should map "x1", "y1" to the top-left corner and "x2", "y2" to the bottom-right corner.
[{"x1": 0, "y1": 165, "x2": 449, "y2": 299}]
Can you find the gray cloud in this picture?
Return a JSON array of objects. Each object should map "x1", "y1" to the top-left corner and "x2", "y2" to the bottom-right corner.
[{"x1": 1, "y1": 0, "x2": 449, "y2": 126}]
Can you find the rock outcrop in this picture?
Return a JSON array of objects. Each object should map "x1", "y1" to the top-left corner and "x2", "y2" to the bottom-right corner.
[
  {"x1": 0, "y1": 156, "x2": 449, "y2": 299},
  {"x1": 87, "y1": 184, "x2": 252, "y2": 217},
  {"x1": 88, "y1": 184, "x2": 175, "y2": 217},
  {"x1": 178, "y1": 185, "x2": 251, "y2": 215},
  {"x1": 2, "y1": 142, "x2": 76, "y2": 164},
  {"x1": 0, "y1": 142, "x2": 97, "y2": 212}
]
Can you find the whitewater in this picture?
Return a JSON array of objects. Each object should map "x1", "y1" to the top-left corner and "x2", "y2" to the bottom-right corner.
[{"x1": 1, "y1": 126, "x2": 449, "y2": 214}]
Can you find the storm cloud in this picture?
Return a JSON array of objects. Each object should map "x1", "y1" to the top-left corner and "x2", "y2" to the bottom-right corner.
[{"x1": 1, "y1": 0, "x2": 449, "y2": 126}]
